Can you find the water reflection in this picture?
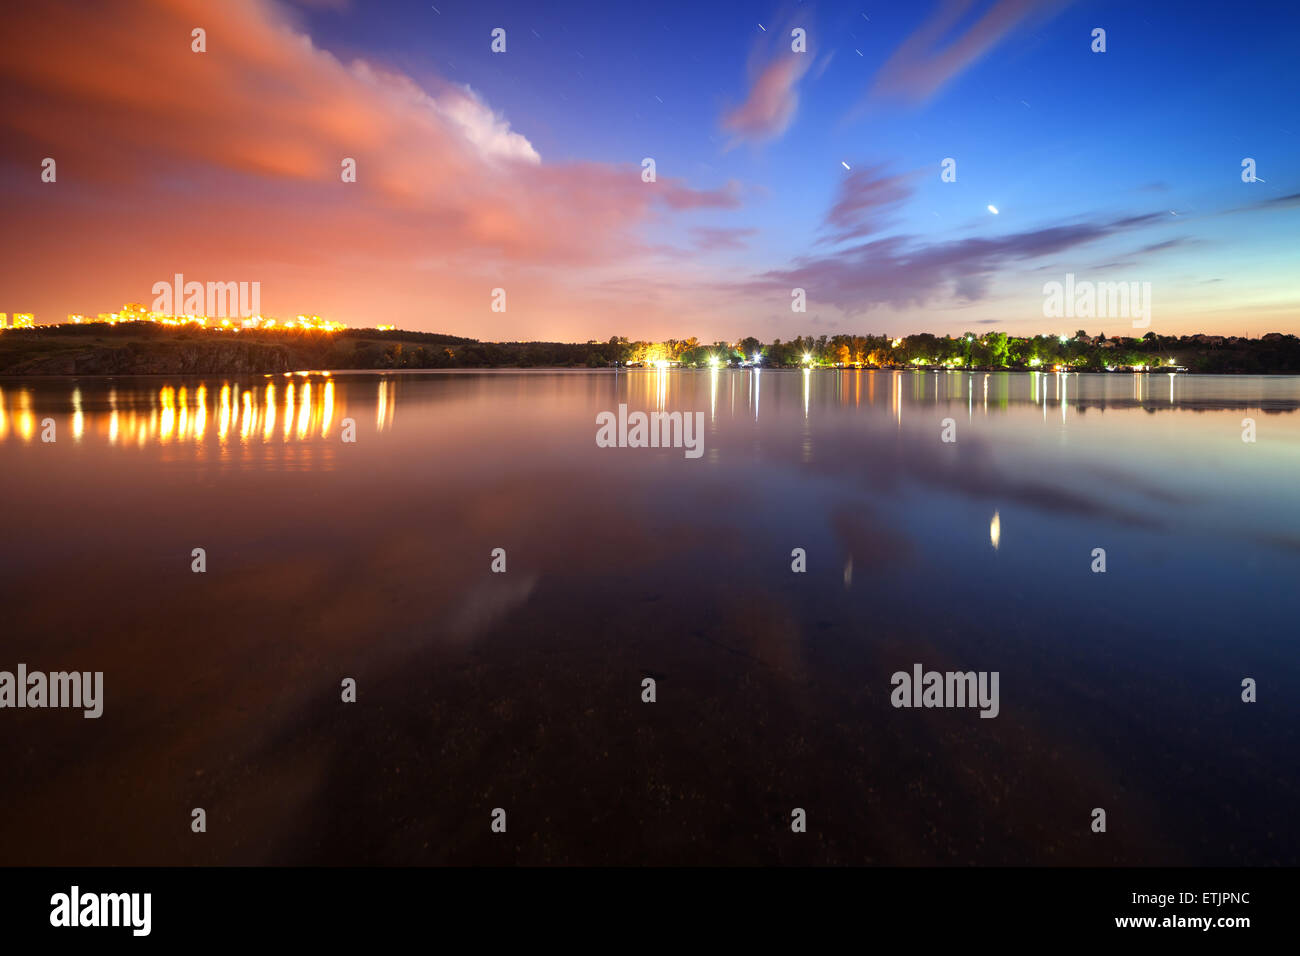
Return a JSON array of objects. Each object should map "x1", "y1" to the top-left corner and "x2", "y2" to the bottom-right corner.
[
  {"x1": 0, "y1": 372, "x2": 350, "y2": 446},
  {"x1": 2, "y1": 367, "x2": 1299, "y2": 866},
  {"x1": 1, "y1": 370, "x2": 1298, "y2": 453}
]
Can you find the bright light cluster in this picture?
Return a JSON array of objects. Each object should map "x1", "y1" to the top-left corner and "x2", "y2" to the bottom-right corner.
[{"x1": 0, "y1": 305, "x2": 346, "y2": 333}]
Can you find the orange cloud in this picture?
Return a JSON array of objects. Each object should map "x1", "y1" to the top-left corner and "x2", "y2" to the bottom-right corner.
[{"x1": 0, "y1": 0, "x2": 736, "y2": 266}]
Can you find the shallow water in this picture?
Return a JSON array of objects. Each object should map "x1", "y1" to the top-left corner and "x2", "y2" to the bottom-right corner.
[{"x1": 1, "y1": 369, "x2": 1297, "y2": 864}]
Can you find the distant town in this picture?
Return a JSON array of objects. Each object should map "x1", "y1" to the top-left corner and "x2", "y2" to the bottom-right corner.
[
  {"x1": 1, "y1": 304, "x2": 1298, "y2": 375},
  {"x1": 0, "y1": 302, "x2": 363, "y2": 333}
]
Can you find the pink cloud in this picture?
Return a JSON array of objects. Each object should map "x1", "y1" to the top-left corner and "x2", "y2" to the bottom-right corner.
[
  {"x1": 721, "y1": 55, "x2": 811, "y2": 145},
  {"x1": 691, "y1": 227, "x2": 759, "y2": 251},
  {"x1": 0, "y1": 0, "x2": 736, "y2": 268},
  {"x1": 870, "y1": 0, "x2": 1072, "y2": 104}
]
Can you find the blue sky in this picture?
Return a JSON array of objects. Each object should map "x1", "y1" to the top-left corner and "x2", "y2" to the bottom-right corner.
[{"x1": 294, "y1": 0, "x2": 1300, "y2": 338}]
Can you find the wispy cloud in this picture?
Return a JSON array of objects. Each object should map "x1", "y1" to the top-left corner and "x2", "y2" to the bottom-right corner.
[
  {"x1": 722, "y1": 54, "x2": 812, "y2": 145},
  {"x1": 822, "y1": 166, "x2": 919, "y2": 243},
  {"x1": 867, "y1": 0, "x2": 1072, "y2": 105},
  {"x1": 691, "y1": 227, "x2": 759, "y2": 251},
  {"x1": 751, "y1": 204, "x2": 1168, "y2": 313}
]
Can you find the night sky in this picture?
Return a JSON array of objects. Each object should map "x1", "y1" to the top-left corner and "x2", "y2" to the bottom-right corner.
[{"x1": 1, "y1": 0, "x2": 1296, "y2": 340}]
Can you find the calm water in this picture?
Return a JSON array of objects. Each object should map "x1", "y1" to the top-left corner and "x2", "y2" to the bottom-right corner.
[{"x1": 1, "y1": 369, "x2": 1297, "y2": 865}]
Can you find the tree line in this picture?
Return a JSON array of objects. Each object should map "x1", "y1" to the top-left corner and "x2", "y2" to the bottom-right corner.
[{"x1": 7, "y1": 323, "x2": 1300, "y2": 374}]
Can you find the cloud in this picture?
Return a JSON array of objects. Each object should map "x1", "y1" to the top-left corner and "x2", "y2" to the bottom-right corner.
[
  {"x1": 868, "y1": 0, "x2": 1072, "y2": 105},
  {"x1": 691, "y1": 227, "x2": 758, "y2": 251},
  {"x1": 722, "y1": 54, "x2": 811, "y2": 145},
  {"x1": 660, "y1": 181, "x2": 743, "y2": 211},
  {"x1": 0, "y1": 0, "x2": 735, "y2": 270},
  {"x1": 750, "y1": 211, "x2": 1167, "y2": 313},
  {"x1": 744, "y1": 165, "x2": 1170, "y2": 313},
  {"x1": 425, "y1": 82, "x2": 542, "y2": 165},
  {"x1": 1256, "y1": 192, "x2": 1300, "y2": 208},
  {"x1": 1135, "y1": 238, "x2": 1188, "y2": 255},
  {"x1": 822, "y1": 165, "x2": 918, "y2": 243}
]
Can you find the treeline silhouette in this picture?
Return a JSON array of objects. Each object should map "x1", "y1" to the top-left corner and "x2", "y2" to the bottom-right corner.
[{"x1": 3, "y1": 323, "x2": 1300, "y2": 374}]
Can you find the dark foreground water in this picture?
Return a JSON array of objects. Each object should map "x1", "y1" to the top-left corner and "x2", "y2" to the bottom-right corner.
[{"x1": 0, "y1": 369, "x2": 1297, "y2": 865}]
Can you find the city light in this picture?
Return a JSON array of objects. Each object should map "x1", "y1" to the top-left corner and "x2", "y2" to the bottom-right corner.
[{"x1": 0, "y1": 304, "x2": 346, "y2": 333}]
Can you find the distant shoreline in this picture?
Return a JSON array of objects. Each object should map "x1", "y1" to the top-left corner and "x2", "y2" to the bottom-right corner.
[
  {"x1": 1, "y1": 322, "x2": 1298, "y2": 376},
  {"x1": 11, "y1": 366, "x2": 1300, "y2": 378}
]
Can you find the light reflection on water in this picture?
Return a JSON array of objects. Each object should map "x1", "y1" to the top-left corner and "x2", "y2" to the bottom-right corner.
[
  {"x1": 4, "y1": 368, "x2": 1299, "y2": 444},
  {"x1": 1, "y1": 368, "x2": 1299, "y2": 865},
  {"x1": 0, "y1": 372, "x2": 366, "y2": 448}
]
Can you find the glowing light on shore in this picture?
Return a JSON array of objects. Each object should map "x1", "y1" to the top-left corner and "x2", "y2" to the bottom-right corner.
[
  {"x1": 0, "y1": 303, "x2": 348, "y2": 334},
  {"x1": 990, "y1": 510, "x2": 1001, "y2": 551}
]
